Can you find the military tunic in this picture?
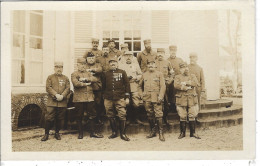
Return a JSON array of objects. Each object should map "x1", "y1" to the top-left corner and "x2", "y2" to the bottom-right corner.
[
  {"x1": 137, "y1": 50, "x2": 157, "y2": 72},
  {"x1": 109, "y1": 48, "x2": 121, "y2": 58},
  {"x1": 167, "y1": 57, "x2": 184, "y2": 75}
]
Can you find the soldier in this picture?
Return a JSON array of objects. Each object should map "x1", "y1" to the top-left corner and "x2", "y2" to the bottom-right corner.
[
  {"x1": 84, "y1": 38, "x2": 103, "y2": 61},
  {"x1": 167, "y1": 45, "x2": 184, "y2": 113},
  {"x1": 155, "y1": 48, "x2": 174, "y2": 127},
  {"x1": 103, "y1": 57, "x2": 131, "y2": 141},
  {"x1": 41, "y1": 61, "x2": 70, "y2": 141},
  {"x1": 137, "y1": 39, "x2": 157, "y2": 72},
  {"x1": 139, "y1": 58, "x2": 166, "y2": 141},
  {"x1": 84, "y1": 52, "x2": 104, "y2": 125},
  {"x1": 108, "y1": 39, "x2": 121, "y2": 58},
  {"x1": 118, "y1": 51, "x2": 144, "y2": 125},
  {"x1": 188, "y1": 52, "x2": 205, "y2": 112},
  {"x1": 174, "y1": 62, "x2": 201, "y2": 139},
  {"x1": 71, "y1": 58, "x2": 103, "y2": 139},
  {"x1": 98, "y1": 46, "x2": 111, "y2": 73},
  {"x1": 119, "y1": 43, "x2": 139, "y2": 67}
]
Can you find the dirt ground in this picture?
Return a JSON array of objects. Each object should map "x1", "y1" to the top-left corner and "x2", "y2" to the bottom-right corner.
[{"x1": 12, "y1": 125, "x2": 242, "y2": 151}]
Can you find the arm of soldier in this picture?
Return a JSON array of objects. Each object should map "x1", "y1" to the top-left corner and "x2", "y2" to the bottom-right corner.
[
  {"x1": 186, "y1": 74, "x2": 198, "y2": 87},
  {"x1": 122, "y1": 71, "x2": 130, "y2": 99},
  {"x1": 46, "y1": 75, "x2": 58, "y2": 98},
  {"x1": 135, "y1": 63, "x2": 143, "y2": 81},
  {"x1": 158, "y1": 73, "x2": 166, "y2": 101},
  {"x1": 174, "y1": 75, "x2": 190, "y2": 91},
  {"x1": 71, "y1": 72, "x2": 87, "y2": 87},
  {"x1": 137, "y1": 52, "x2": 142, "y2": 66},
  {"x1": 200, "y1": 68, "x2": 205, "y2": 91},
  {"x1": 91, "y1": 63, "x2": 103, "y2": 74},
  {"x1": 138, "y1": 75, "x2": 144, "y2": 98},
  {"x1": 61, "y1": 76, "x2": 71, "y2": 98}
]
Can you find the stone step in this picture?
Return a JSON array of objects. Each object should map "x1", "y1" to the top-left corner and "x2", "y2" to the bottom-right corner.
[{"x1": 200, "y1": 99, "x2": 233, "y2": 109}]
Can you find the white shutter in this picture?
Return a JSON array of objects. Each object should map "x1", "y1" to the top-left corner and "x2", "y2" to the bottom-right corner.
[{"x1": 152, "y1": 11, "x2": 169, "y2": 44}]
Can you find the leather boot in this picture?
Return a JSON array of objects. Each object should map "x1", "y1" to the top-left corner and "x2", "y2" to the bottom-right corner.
[
  {"x1": 133, "y1": 107, "x2": 144, "y2": 125},
  {"x1": 41, "y1": 121, "x2": 51, "y2": 141},
  {"x1": 54, "y1": 132, "x2": 61, "y2": 140},
  {"x1": 77, "y1": 120, "x2": 83, "y2": 139},
  {"x1": 54, "y1": 119, "x2": 61, "y2": 140},
  {"x1": 189, "y1": 121, "x2": 201, "y2": 139},
  {"x1": 178, "y1": 121, "x2": 186, "y2": 139},
  {"x1": 108, "y1": 118, "x2": 118, "y2": 139},
  {"x1": 146, "y1": 118, "x2": 156, "y2": 138},
  {"x1": 156, "y1": 118, "x2": 165, "y2": 141},
  {"x1": 89, "y1": 119, "x2": 103, "y2": 138},
  {"x1": 119, "y1": 120, "x2": 130, "y2": 141}
]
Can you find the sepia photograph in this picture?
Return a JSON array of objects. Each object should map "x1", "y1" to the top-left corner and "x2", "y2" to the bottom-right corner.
[{"x1": 1, "y1": 1, "x2": 255, "y2": 160}]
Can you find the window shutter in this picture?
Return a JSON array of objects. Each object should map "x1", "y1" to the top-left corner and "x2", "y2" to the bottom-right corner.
[{"x1": 151, "y1": 11, "x2": 169, "y2": 44}]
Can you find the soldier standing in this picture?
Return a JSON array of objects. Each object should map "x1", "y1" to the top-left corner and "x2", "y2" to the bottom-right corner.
[
  {"x1": 71, "y1": 58, "x2": 103, "y2": 139},
  {"x1": 188, "y1": 52, "x2": 205, "y2": 112},
  {"x1": 137, "y1": 39, "x2": 157, "y2": 72},
  {"x1": 118, "y1": 43, "x2": 139, "y2": 66},
  {"x1": 174, "y1": 62, "x2": 201, "y2": 139},
  {"x1": 41, "y1": 61, "x2": 70, "y2": 141},
  {"x1": 98, "y1": 46, "x2": 111, "y2": 73},
  {"x1": 118, "y1": 51, "x2": 144, "y2": 125},
  {"x1": 167, "y1": 45, "x2": 184, "y2": 112},
  {"x1": 84, "y1": 52, "x2": 104, "y2": 125},
  {"x1": 108, "y1": 39, "x2": 121, "y2": 58},
  {"x1": 84, "y1": 38, "x2": 103, "y2": 60},
  {"x1": 155, "y1": 48, "x2": 174, "y2": 127},
  {"x1": 103, "y1": 57, "x2": 131, "y2": 141},
  {"x1": 139, "y1": 58, "x2": 166, "y2": 141}
]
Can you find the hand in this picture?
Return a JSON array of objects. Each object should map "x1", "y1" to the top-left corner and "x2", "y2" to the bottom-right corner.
[
  {"x1": 181, "y1": 82, "x2": 186, "y2": 86},
  {"x1": 79, "y1": 78, "x2": 86, "y2": 82},
  {"x1": 85, "y1": 82, "x2": 91, "y2": 86},
  {"x1": 186, "y1": 86, "x2": 192, "y2": 90},
  {"x1": 128, "y1": 76, "x2": 133, "y2": 80},
  {"x1": 125, "y1": 98, "x2": 130, "y2": 105},
  {"x1": 157, "y1": 97, "x2": 163, "y2": 104}
]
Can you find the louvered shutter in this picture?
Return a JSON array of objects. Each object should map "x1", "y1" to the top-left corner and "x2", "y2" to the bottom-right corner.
[
  {"x1": 73, "y1": 11, "x2": 93, "y2": 71},
  {"x1": 151, "y1": 11, "x2": 169, "y2": 44}
]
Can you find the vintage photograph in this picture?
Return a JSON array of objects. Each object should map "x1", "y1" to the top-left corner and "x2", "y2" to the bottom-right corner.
[{"x1": 1, "y1": 1, "x2": 255, "y2": 160}]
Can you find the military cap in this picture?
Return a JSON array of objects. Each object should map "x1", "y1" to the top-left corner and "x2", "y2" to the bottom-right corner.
[
  {"x1": 169, "y1": 45, "x2": 177, "y2": 50},
  {"x1": 77, "y1": 58, "x2": 86, "y2": 64},
  {"x1": 179, "y1": 62, "x2": 187, "y2": 68},
  {"x1": 124, "y1": 51, "x2": 132, "y2": 55},
  {"x1": 143, "y1": 39, "x2": 151, "y2": 44},
  {"x1": 120, "y1": 43, "x2": 128, "y2": 48},
  {"x1": 91, "y1": 38, "x2": 99, "y2": 43},
  {"x1": 54, "y1": 61, "x2": 63, "y2": 67},
  {"x1": 86, "y1": 52, "x2": 95, "y2": 57},
  {"x1": 189, "y1": 52, "x2": 198, "y2": 58},
  {"x1": 157, "y1": 48, "x2": 165, "y2": 53},
  {"x1": 108, "y1": 39, "x2": 116, "y2": 44},
  {"x1": 109, "y1": 57, "x2": 118, "y2": 63},
  {"x1": 147, "y1": 57, "x2": 156, "y2": 64}
]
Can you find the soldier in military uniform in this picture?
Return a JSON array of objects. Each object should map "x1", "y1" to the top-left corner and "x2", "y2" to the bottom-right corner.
[
  {"x1": 188, "y1": 52, "x2": 205, "y2": 112},
  {"x1": 103, "y1": 57, "x2": 131, "y2": 141},
  {"x1": 137, "y1": 39, "x2": 157, "y2": 72},
  {"x1": 108, "y1": 39, "x2": 121, "y2": 58},
  {"x1": 139, "y1": 58, "x2": 166, "y2": 141},
  {"x1": 167, "y1": 45, "x2": 184, "y2": 113},
  {"x1": 174, "y1": 62, "x2": 201, "y2": 139},
  {"x1": 98, "y1": 46, "x2": 111, "y2": 73},
  {"x1": 71, "y1": 58, "x2": 103, "y2": 139},
  {"x1": 41, "y1": 61, "x2": 70, "y2": 141},
  {"x1": 84, "y1": 38, "x2": 103, "y2": 61},
  {"x1": 155, "y1": 48, "x2": 174, "y2": 127},
  {"x1": 119, "y1": 43, "x2": 139, "y2": 67},
  {"x1": 84, "y1": 52, "x2": 104, "y2": 125},
  {"x1": 118, "y1": 51, "x2": 144, "y2": 125}
]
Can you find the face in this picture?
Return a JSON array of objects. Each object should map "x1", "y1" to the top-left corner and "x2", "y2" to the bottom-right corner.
[
  {"x1": 157, "y1": 52, "x2": 165, "y2": 61},
  {"x1": 87, "y1": 56, "x2": 96, "y2": 65},
  {"x1": 184, "y1": 66, "x2": 189, "y2": 75},
  {"x1": 54, "y1": 66, "x2": 63, "y2": 75},
  {"x1": 102, "y1": 47, "x2": 109, "y2": 56},
  {"x1": 144, "y1": 43, "x2": 151, "y2": 52},
  {"x1": 109, "y1": 42, "x2": 116, "y2": 49},
  {"x1": 190, "y1": 56, "x2": 198, "y2": 64},
  {"x1": 109, "y1": 61, "x2": 118, "y2": 70},
  {"x1": 121, "y1": 47, "x2": 128, "y2": 54},
  {"x1": 77, "y1": 63, "x2": 85, "y2": 71},
  {"x1": 170, "y1": 49, "x2": 177, "y2": 58},
  {"x1": 125, "y1": 54, "x2": 132, "y2": 64},
  {"x1": 147, "y1": 62, "x2": 156, "y2": 72},
  {"x1": 180, "y1": 67, "x2": 185, "y2": 75},
  {"x1": 92, "y1": 41, "x2": 99, "y2": 50}
]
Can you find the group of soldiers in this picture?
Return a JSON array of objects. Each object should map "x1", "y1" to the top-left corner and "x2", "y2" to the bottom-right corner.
[{"x1": 41, "y1": 38, "x2": 205, "y2": 142}]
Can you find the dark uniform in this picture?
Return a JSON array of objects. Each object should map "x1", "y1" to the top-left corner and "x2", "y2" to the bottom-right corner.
[
  {"x1": 139, "y1": 58, "x2": 166, "y2": 141},
  {"x1": 174, "y1": 62, "x2": 201, "y2": 139},
  {"x1": 41, "y1": 61, "x2": 70, "y2": 141},
  {"x1": 108, "y1": 39, "x2": 121, "y2": 58},
  {"x1": 71, "y1": 58, "x2": 103, "y2": 139},
  {"x1": 103, "y1": 57, "x2": 131, "y2": 141}
]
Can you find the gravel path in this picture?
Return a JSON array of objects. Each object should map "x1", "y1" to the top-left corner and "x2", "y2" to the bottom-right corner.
[{"x1": 12, "y1": 125, "x2": 242, "y2": 151}]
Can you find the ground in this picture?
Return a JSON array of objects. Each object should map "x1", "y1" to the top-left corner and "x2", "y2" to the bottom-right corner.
[{"x1": 12, "y1": 125, "x2": 242, "y2": 151}]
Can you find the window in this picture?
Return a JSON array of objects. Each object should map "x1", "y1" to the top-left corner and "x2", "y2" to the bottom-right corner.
[
  {"x1": 101, "y1": 11, "x2": 142, "y2": 57},
  {"x1": 12, "y1": 10, "x2": 43, "y2": 85}
]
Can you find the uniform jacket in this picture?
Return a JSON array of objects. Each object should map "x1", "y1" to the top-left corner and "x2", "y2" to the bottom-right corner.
[
  {"x1": 155, "y1": 59, "x2": 174, "y2": 84},
  {"x1": 137, "y1": 49, "x2": 157, "y2": 72},
  {"x1": 103, "y1": 68, "x2": 130, "y2": 100},
  {"x1": 174, "y1": 73, "x2": 198, "y2": 107},
  {"x1": 167, "y1": 57, "x2": 184, "y2": 76},
  {"x1": 118, "y1": 61, "x2": 142, "y2": 92},
  {"x1": 71, "y1": 70, "x2": 98, "y2": 102},
  {"x1": 97, "y1": 53, "x2": 119, "y2": 72},
  {"x1": 84, "y1": 49, "x2": 103, "y2": 61},
  {"x1": 188, "y1": 64, "x2": 205, "y2": 90},
  {"x1": 108, "y1": 48, "x2": 121, "y2": 58},
  {"x1": 85, "y1": 63, "x2": 102, "y2": 91},
  {"x1": 46, "y1": 74, "x2": 70, "y2": 107},
  {"x1": 139, "y1": 70, "x2": 166, "y2": 102}
]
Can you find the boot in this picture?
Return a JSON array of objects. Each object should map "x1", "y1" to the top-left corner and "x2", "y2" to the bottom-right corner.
[
  {"x1": 178, "y1": 121, "x2": 186, "y2": 139},
  {"x1": 133, "y1": 107, "x2": 144, "y2": 125},
  {"x1": 189, "y1": 121, "x2": 201, "y2": 139},
  {"x1": 77, "y1": 120, "x2": 83, "y2": 139},
  {"x1": 119, "y1": 120, "x2": 130, "y2": 141},
  {"x1": 146, "y1": 118, "x2": 156, "y2": 138},
  {"x1": 156, "y1": 118, "x2": 165, "y2": 142},
  {"x1": 54, "y1": 132, "x2": 61, "y2": 140},
  {"x1": 108, "y1": 117, "x2": 118, "y2": 139},
  {"x1": 89, "y1": 119, "x2": 103, "y2": 138},
  {"x1": 55, "y1": 119, "x2": 61, "y2": 140},
  {"x1": 41, "y1": 121, "x2": 51, "y2": 141}
]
